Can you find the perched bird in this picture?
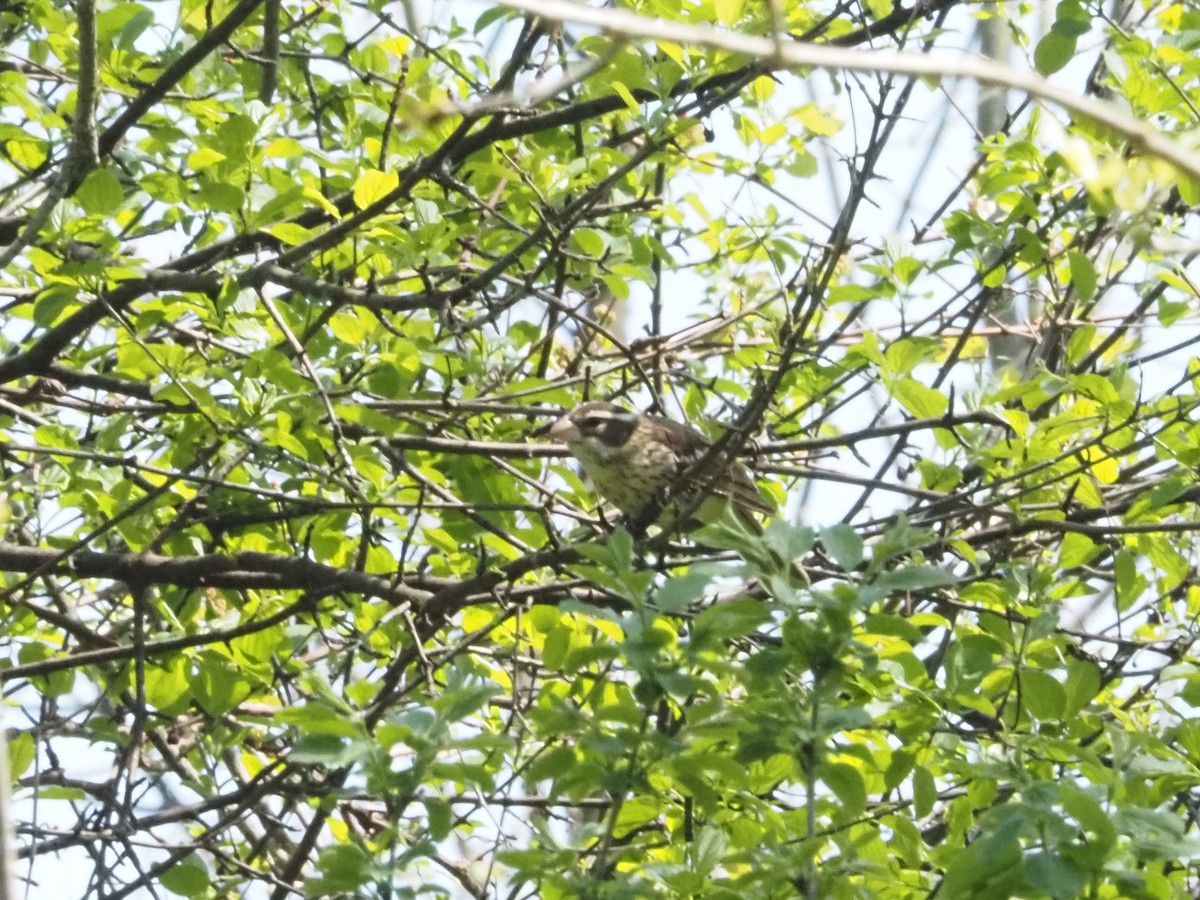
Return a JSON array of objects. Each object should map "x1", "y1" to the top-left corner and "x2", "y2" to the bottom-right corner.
[{"x1": 547, "y1": 400, "x2": 774, "y2": 532}]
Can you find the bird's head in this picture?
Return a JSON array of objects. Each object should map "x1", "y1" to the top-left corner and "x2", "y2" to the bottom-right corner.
[{"x1": 547, "y1": 401, "x2": 639, "y2": 463}]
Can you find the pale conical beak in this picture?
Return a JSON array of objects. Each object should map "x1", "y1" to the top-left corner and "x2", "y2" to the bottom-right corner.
[{"x1": 546, "y1": 414, "x2": 579, "y2": 443}]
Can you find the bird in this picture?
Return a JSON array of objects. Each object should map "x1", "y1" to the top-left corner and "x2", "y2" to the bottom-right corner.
[{"x1": 547, "y1": 400, "x2": 774, "y2": 533}]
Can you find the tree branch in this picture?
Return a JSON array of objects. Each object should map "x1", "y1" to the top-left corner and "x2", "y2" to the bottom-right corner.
[
  {"x1": 0, "y1": 543, "x2": 431, "y2": 608},
  {"x1": 498, "y1": 0, "x2": 1200, "y2": 180}
]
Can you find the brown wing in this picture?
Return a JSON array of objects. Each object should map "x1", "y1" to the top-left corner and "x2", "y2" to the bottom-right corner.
[
  {"x1": 720, "y1": 463, "x2": 776, "y2": 517},
  {"x1": 643, "y1": 414, "x2": 775, "y2": 519}
]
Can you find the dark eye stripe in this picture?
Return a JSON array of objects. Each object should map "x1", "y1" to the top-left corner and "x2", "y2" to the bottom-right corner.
[{"x1": 593, "y1": 414, "x2": 636, "y2": 446}]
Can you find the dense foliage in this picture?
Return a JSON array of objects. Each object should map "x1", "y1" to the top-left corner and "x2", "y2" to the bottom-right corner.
[{"x1": 3, "y1": 0, "x2": 1200, "y2": 896}]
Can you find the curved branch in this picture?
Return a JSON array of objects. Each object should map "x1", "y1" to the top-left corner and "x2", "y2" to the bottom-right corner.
[{"x1": 500, "y1": 0, "x2": 1200, "y2": 180}]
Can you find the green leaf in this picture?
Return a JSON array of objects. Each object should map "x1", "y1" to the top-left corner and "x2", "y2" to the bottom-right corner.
[
  {"x1": 829, "y1": 284, "x2": 878, "y2": 304},
  {"x1": 426, "y1": 798, "x2": 453, "y2": 840},
  {"x1": 655, "y1": 572, "x2": 711, "y2": 612},
  {"x1": 378, "y1": 707, "x2": 437, "y2": 747},
  {"x1": 571, "y1": 227, "x2": 608, "y2": 258},
  {"x1": 1058, "y1": 531, "x2": 1098, "y2": 568},
  {"x1": 865, "y1": 613, "x2": 924, "y2": 645},
  {"x1": 690, "y1": 825, "x2": 729, "y2": 876},
  {"x1": 309, "y1": 843, "x2": 376, "y2": 893},
  {"x1": 820, "y1": 761, "x2": 867, "y2": 817},
  {"x1": 145, "y1": 656, "x2": 191, "y2": 714},
  {"x1": 34, "y1": 786, "x2": 88, "y2": 801},
  {"x1": 353, "y1": 168, "x2": 399, "y2": 209},
  {"x1": 611, "y1": 80, "x2": 641, "y2": 114},
  {"x1": 796, "y1": 104, "x2": 842, "y2": 136},
  {"x1": 1063, "y1": 657, "x2": 1101, "y2": 717},
  {"x1": 264, "y1": 137, "x2": 305, "y2": 158},
  {"x1": 1035, "y1": 2, "x2": 1091, "y2": 75},
  {"x1": 195, "y1": 181, "x2": 244, "y2": 212},
  {"x1": 413, "y1": 196, "x2": 441, "y2": 225},
  {"x1": 97, "y1": 3, "x2": 149, "y2": 41},
  {"x1": 1068, "y1": 249, "x2": 1097, "y2": 301},
  {"x1": 141, "y1": 171, "x2": 187, "y2": 202},
  {"x1": 542, "y1": 623, "x2": 571, "y2": 670},
  {"x1": 275, "y1": 701, "x2": 365, "y2": 737},
  {"x1": 1024, "y1": 852, "x2": 1087, "y2": 900},
  {"x1": 1179, "y1": 173, "x2": 1200, "y2": 206},
  {"x1": 714, "y1": 0, "x2": 744, "y2": 24},
  {"x1": 7, "y1": 731, "x2": 34, "y2": 779},
  {"x1": 187, "y1": 147, "x2": 226, "y2": 170},
  {"x1": 266, "y1": 222, "x2": 315, "y2": 246},
  {"x1": 913, "y1": 766, "x2": 937, "y2": 817},
  {"x1": 1020, "y1": 669, "x2": 1066, "y2": 720},
  {"x1": 474, "y1": 4, "x2": 517, "y2": 32},
  {"x1": 1146, "y1": 475, "x2": 1189, "y2": 510},
  {"x1": 873, "y1": 566, "x2": 954, "y2": 592},
  {"x1": 32, "y1": 285, "x2": 78, "y2": 327},
  {"x1": 1052, "y1": 17, "x2": 1091, "y2": 38},
  {"x1": 18, "y1": 643, "x2": 75, "y2": 697},
  {"x1": 691, "y1": 598, "x2": 772, "y2": 646},
  {"x1": 1060, "y1": 785, "x2": 1116, "y2": 853},
  {"x1": 1113, "y1": 549, "x2": 1141, "y2": 611},
  {"x1": 607, "y1": 525, "x2": 634, "y2": 572},
  {"x1": 329, "y1": 307, "x2": 372, "y2": 345},
  {"x1": 160, "y1": 856, "x2": 211, "y2": 897},
  {"x1": 1114, "y1": 807, "x2": 1200, "y2": 861},
  {"x1": 1034, "y1": 31, "x2": 1077, "y2": 75},
  {"x1": 75, "y1": 168, "x2": 125, "y2": 214},
  {"x1": 941, "y1": 807, "x2": 1025, "y2": 896},
  {"x1": 761, "y1": 520, "x2": 817, "y2": 568},
  {"x1": 526, "y1": 746, "x2": 577, "y2": 783},
  {"x1": 191, "y1": 658, "x2": 252, "y2": 715},
  {"x1": 884, "y1": 749, "x2": 915, "y2": 791},
  {"x1": 6, "y1": 136, "x2": 46, "y2": 169},
  {"x1": 820, "y1": 523, "x2": 863, "y2": 571},
  {"x1": 889, "y1": 376, "x2": 949, "y2": 418},
  {"x1": 435, "y1": 676, "x2": 497, "y2": 722},
  {"x1": 289, "y1": 735, "x2": 370, "y2": 766}
]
